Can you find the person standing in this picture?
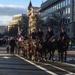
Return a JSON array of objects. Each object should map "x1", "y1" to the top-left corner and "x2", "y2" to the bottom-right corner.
[{"x1": 9, "y1": 37, "x2": 16, "y2": 55}]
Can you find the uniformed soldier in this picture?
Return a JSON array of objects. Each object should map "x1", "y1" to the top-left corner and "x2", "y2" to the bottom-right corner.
[
  {"x1": 60, "y1": 28, "x2": 67, "y2": 41},
  {"x1": 37, "y1": 28, "x2": 44, "y2": 43},
  {"x1": 59, "y1": 28, "x2": 68, "y2": 62},
  {"x1": 45, "y1": 27, "x2": 54, "y2": 61},
  {"x1": 45, "y1": 27, "x2": 54, "y2": 41}
]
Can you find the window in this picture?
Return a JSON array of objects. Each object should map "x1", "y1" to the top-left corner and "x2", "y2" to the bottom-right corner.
[
  {"x1": 74, "y1": 6, "x2": 75, "y2": 12},
  {"x1": 67, "y1": 17, "x2": 70, "y2": 23},
  {"x1": 66, "y1": 8, "x2": 68, "y2": 14},
  {"x1": 68, "y1": 28, "x2": 70, "y2": 32},
  {"x1": 63, "y1": 9, "x2": 66, "y2": 15},
  {"x1": 68, "y1": 0, "x2": 70, "y2": 4},
  {"x1": 66, "y1": 0, "x2": 68, "y2": 6},
  {"x1": 63, "y1": 18, "x2": 67, "y2": 24},
  {"x1": 58, "y1": 3, "x2": 61, "y2": 9},
  {"x1": 60, "y1": 2, "x2": 63, "y2": 8},
  {"x1": 65, "y1": 17, "x2": 68, "y2": 23},
  {"x1": 67, "y1": 7, "x2": 70, "y2": 14},
  {"x1": 63, "y1": 1, "x2": 66, "y2": 7},
  {"x1": 54, "y1": 5, "x2": 57, "y2": 10},
  {"x1": 51, "y1": 7, "x2": 52, "y2": 12},
  {"x1": 57, "y1": 4, "x2": 59, "y2": 9},
  {"x1": 53, "y1": 6, "x2": 55, "y2": 11}
]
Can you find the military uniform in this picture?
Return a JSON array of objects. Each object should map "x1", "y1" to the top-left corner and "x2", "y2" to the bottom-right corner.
[
  {"x1": 59, "y1": 29, "x2": 68, "y2": 62},
  {"x1": 37, "y1": 29, "x2": 44, "y2": 43}
]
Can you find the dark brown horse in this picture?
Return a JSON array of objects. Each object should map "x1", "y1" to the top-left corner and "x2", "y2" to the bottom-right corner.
[{"x1": 57, "y1": 37, "x2": 69, "y2": 62}]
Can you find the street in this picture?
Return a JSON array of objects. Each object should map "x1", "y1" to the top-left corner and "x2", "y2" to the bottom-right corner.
[
  {"x1": 0, "y1": 0, "x2": 75, "y2": 75},
  {"x1": 0, "y1": 47, "x2": 75, "y2": 75}
]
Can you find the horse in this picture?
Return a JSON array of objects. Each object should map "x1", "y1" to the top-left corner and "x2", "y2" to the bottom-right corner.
[
  {"x1": 21, "y1": 41, "x2": 29, "y2": 58},
  {"x1": 37, "y1": 36, "x2": 57, "y2": 62},
  {"x1": 57, "y1": 37, "x2": 69, "y2": 62},
  {"x1": 46, "y1": 36, "x2": 57, "y2": 61}
]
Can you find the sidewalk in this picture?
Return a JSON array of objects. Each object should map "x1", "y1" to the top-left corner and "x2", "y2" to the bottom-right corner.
[
  {"x1": 54, "y1": 50, "x2": 75, "y2": 55},
  {"x1": 67, "y1": 50, "x2": 75, "y2": 54}
]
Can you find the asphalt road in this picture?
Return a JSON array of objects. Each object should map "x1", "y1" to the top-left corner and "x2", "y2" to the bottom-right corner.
[{"x1": 0, "y1": 47, "x2": 75, "y2": 75}]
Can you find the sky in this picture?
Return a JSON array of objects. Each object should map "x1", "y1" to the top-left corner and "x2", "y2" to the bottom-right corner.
[{"x1": 0, "y1": 0, "x2": 46, "y2": 26}]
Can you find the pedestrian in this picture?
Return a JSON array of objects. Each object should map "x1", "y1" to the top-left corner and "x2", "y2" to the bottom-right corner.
[
  {"x1": 6, "y1": 37, "x2": 10, "y2": 53},
  {"x1": 9, "y1": 37, "x2": 16, "y2": 55},
  {"x1": 6, "y1": 45, "x2": 9, "y2": 53}
]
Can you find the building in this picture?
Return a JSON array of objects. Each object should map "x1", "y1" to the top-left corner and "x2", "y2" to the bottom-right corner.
[
  {"x1": 27, "y1": 1, "x2": 40, "y2": 34},
  {"x1": 0, "y1": 26, "x2": 7, "y2": 34},
  {"x1": 40, "y1": 0, "x2": 75, "y2": 38},
  {"x1": 8, "y1": 14, "x2": 27, "y2": 32}
]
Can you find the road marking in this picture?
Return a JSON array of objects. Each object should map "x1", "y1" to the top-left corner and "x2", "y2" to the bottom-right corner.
[
  {"x1": 64, "y1": 74, "x2": 75, "y2": 75},
  {"x1": 15, "y1": 54, "x2": 57, "y2": 75},
  {"x1": 15, "y1": 54, "x2": 75, "y2": 75},
  {"x1": 54, "y1": 61, "x2": 75, "y2": 68},
  {"x1": 0, "y1": 54, "x2": 10, "y2": 56},
  {"x1": 2, "y1": 56, "x2": 10, "y2": 59},
  {"x1": 61, "y1": 62, "x2": 75, "y2": 67},
  {"x1": 36, "y1": 62, "x2": 74, "y2": 75}
]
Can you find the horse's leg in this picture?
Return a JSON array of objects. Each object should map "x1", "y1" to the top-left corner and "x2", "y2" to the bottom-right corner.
[
  {"x1": 64, "y1": 50, "x2": 67, "y2": 62},
  {"x1": 37, "y1": 51, "x2": 41, "y2": 61},
  {"x1": 44, "y1": 50, "x2": 47, "y2": 61},
  {"x1": 25, "y1": 50, "x2": 27, "y2": 59},
  {"x1": 23, "y1": 51, "x2": 25, "y2": 57},
  {"x1": 58, "y1": 51, "x2": 61, "y2": 62},
  {"x1": 22, "y1": 47, "x2": 25, "y2": 57},
  {"x1": 61, "y1": 51, "x2": 64, "y2": 62},
  {"x1": 29, "y1": 50, "x2": 32, "y2": 60},
  {"x1": 49, "y1": 51, "x2": 51, "y2": 60},
  {"x1": 52, "y1": 50, "x2": 55, "y2": 62},
  {"x1": 51, "y1": 51, "x2": 53, "y2": 62},
  {"x1": 40, "y1": 51, "x2": 43, "y2": 60}
]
